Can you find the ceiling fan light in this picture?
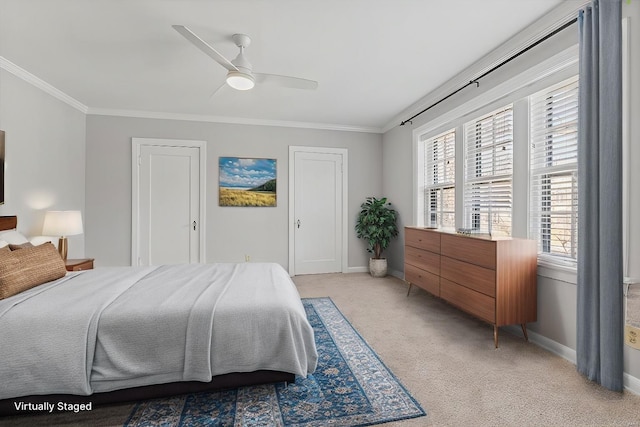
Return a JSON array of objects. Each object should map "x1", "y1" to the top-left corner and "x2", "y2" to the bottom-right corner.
[{"x1": 226, "y1": 71, "x2": 255, "y2": 90}]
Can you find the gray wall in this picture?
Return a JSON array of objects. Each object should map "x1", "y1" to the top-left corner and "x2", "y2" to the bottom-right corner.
[
  {"x1": 382, "y1": 2, "x2": 640, "y2": 384},
  {"x1": 0, "y1": 70, "x2": 86, "y2": 257},
  {"x1": 382, "y1": 124, "x2": 413, "y2": 277},
  {"x1": 85, "y1": 115, "x2": 382, "y2": 270}
]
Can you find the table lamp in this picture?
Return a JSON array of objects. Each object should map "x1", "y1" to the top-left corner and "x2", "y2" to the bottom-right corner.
[{"x1": 42, "y1": 210, "x2": 83, "y2": 260}]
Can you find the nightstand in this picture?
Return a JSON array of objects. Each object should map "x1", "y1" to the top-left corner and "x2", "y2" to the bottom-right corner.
[{"x1": 65, "y1": 258, "x2": 94, "y2": 271}]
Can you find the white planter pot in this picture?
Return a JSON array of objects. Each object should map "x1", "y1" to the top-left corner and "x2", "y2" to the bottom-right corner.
[{"x1": 369, "y1": 258, "x2": 387, "y2": 278}]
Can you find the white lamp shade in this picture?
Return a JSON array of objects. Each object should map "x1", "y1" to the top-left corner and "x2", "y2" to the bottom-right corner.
[{"x1": 42, "y1": 210, "x2": 83, "y2": 237}]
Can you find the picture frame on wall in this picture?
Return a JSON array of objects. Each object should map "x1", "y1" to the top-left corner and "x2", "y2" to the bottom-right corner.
[
  {"x1": 219, "y1": 157, "x2": 277, "y2": 207},
  {"x1": 0, "y1": 130, "x2": 5, "y2": 205}
]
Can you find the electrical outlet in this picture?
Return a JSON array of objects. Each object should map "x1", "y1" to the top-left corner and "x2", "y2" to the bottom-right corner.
[
  {"x1": 625, "y1": 325, "x2": 640, "y2": 350},
  {"x1": 245, "y1": 255, "x2": 250, "y2": 262}
]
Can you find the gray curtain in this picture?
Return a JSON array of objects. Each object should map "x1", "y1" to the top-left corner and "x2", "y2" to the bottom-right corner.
[{"x1": 577, "y1": 0, "x2": 624, "y2": 391}]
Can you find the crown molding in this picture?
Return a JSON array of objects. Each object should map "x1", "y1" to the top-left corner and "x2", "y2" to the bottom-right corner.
[
  {"x1": 382, "y1": 0, "x2": 589, "y2": 134},
  {"x1": 86, "y1": 108, "x2": 382, "y2": 134},
  {"x1": 0, "y1": 56, "x2": 88, "y2": 114},
  {"x1": 1, "y1": 56, "x2": 380, "y2": 134}
]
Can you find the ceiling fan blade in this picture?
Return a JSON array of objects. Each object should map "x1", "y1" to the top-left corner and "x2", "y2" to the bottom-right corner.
[
  {"x1": 254, "y1": 73, "x2": 318, "y2": 90},
  {"x1": 209, "y1": 81, "x2": 227, "y2": 99},
  {"x1": 172, "y1": 25, "x2": 238, "y2": 72}
]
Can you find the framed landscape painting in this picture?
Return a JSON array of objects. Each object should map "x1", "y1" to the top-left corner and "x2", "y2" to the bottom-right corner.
[{"x1": 219, "y1": 157, "x2": 277, "y2": 207}]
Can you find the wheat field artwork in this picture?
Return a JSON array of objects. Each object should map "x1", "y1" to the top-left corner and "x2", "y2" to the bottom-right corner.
[{"x1": 219, "y1": 157, "x2": 277, "y2": 207}]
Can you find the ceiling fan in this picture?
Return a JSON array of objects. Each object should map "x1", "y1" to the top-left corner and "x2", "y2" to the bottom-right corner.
[{"x1": 172, "y1": 25, "x2": 318, "y2": 92}]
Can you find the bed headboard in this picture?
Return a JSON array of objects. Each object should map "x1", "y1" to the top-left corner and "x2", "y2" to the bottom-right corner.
[{"x1": 0, "y1": 216, "x2": 17, "y2": 231}]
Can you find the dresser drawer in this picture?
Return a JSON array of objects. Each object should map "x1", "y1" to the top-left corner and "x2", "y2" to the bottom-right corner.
[
  {"x1": 405, "y1": 263, "x2": 440, "y2": 296},
  {"x1": 441, "y1": 234, "x2": 496, "y2": 269},
  {"x1": 405, "y1": 228, "x2": 440, "y2": 253},
  {"x1": 440, "y1": 278, "x2": 495, "y2": 324},
  {"x1": 440, "y1": 256, "x2": 496, "y2": 297},
  {"x1": 405, "y1": 246, "x2": 440, "y2": 275}
]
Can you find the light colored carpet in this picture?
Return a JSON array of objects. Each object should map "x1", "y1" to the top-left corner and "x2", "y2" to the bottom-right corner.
[
  {"x1": 2, "y1": 272, "x2": 639, "y2": 426},
  {"x1": 294, "y1": 273, "x2": 640, "y2": 426}
]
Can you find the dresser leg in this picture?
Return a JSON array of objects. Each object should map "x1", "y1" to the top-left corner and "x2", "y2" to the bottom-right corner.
[
  {"x1": 406, "y1": 282, "x2": 412, "y2": 296},
  {"x1": 494, "y1": 325, "x2": 499, "y2": 348},
  {"x1": 521, "y1": 324, "x2": 529, "y2": 342}
]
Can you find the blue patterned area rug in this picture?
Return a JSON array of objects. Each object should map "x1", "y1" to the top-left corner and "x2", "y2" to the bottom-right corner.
[{"x1": 124, "y1": 297, "x2": 425, "y2": 426}]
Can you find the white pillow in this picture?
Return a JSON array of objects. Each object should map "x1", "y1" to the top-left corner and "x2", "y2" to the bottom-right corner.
[
  {"x1": 30, "y1": 235, "x2": 57, "y2": 247},
  {"x1": 0, "y1": 230, "x2": 29, "y2": 245},
  {"x1": 0, "y1": 240, "x2": 8, "y2": 248}
]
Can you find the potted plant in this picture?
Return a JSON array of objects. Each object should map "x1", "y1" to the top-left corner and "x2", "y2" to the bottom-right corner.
[{"x1": 355, "y1": 196, "x2": 399, "y2": 277}]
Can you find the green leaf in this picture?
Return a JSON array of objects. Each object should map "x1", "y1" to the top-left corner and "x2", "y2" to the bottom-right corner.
[{"x1": 355, "y1": 196, "x2": 399, "y2": 259}]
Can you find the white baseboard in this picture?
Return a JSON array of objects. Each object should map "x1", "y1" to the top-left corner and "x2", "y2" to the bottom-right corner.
[
  {"x1": 624, "y1": 372, "x2": 640, "y2": 396},
  {"x1": 525, "y1": 328, "x2": 577, "y2": 364},
  {"x1": 505, "y1": 325, "x2": 640, "y2": 396},
  {"x1": 340, "y1": 271, "x2": 640, "y2": 395},
  {"x1": 346, "y1": 267, "x2": 405, "y2": 279}
]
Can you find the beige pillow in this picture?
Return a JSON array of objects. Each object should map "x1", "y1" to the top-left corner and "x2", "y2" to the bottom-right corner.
[
  {"x1": 8, "y1": 242, "x2": 34, "y2": 250},
  {"x1": 0, "y1": 243, "x2": 66, "y2": 300}
]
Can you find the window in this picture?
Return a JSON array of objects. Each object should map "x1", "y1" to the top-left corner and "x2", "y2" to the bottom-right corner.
[
  {"x1": 463, "y1": 105, "x2": 513, "y2": 236},
  {"x1": 529, "y1": 77, "x2": 579, "y2": 264},
  {"x1": 413, "y1": 46, "x2": 579, "y2": 281},
  {"x1": 423, "y1": 129, "x2": 455, "y2": 228}
]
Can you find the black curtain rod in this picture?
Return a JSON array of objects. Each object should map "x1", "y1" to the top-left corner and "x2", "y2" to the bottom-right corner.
[{"x1": 399, "y1": 17, "x2": 578, "y2": 126}]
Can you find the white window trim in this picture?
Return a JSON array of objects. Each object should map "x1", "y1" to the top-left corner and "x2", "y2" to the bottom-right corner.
[
  {"x1": 463, "y1": 105, "x2": 514, "y2": 236},
  {"x1": 413, "y1": 46, "x2": 578, "y2": 230},
  {"x1": 537, "y1": 260, "x2": 577, "y2": 285},
  {"x1": 413, "y1": 44, "x2": 579, "y2": 279},
  {"x1": 527, "y1": 76, "x2": 578, "y2": 267},
  {"x1": 423, "y1": 129, "x2": 456, "y2": 228}
]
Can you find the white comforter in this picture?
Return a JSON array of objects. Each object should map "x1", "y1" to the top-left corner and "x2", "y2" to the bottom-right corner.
[{"x1": 0, "y1": 262, "x2": 317, "y2": 399}]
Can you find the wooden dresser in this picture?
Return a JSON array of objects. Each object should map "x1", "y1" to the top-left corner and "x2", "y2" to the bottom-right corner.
[{"x1": 404, "y1": 227, "x2": 537, "y2": 347}]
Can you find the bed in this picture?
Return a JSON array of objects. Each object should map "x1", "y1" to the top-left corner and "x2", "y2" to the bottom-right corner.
[{"x1": 0, "y1": 216, "x2": 317, "y2": 415}]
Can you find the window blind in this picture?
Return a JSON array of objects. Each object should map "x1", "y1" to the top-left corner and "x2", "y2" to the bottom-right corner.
[
  {"x1": 463, "y1": 105, "x2": 513, "y2": 236},
  {"x1": 424, "y1": 129, "x2": 455, "y2": 228},
  {"x1": 530, "y1": 77, "x2": 579, "y2": 263}
]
